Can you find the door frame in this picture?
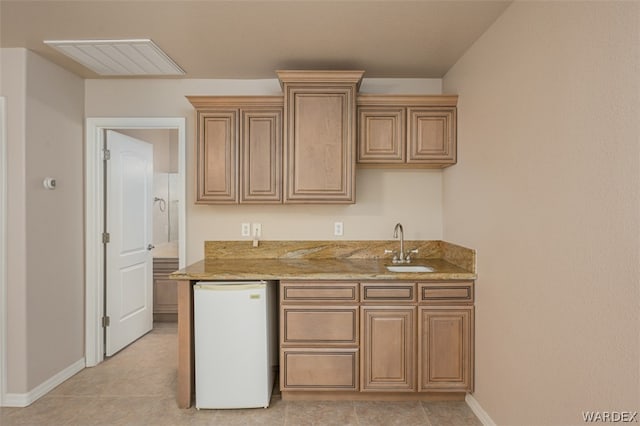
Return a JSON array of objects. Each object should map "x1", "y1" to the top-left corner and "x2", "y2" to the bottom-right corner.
[
  {"x1": 0, "y1": 97, "x2": 7, "y2": 404},
  {"x1": 85, "y1": 117, "x2": 186, "y2": 366}
]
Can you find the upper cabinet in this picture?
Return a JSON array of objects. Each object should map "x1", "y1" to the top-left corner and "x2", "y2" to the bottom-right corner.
[
  {"x1": 188, "y1": 73, "x2": 459, "y2": 205},
  {"x1": 357, "y1": 95, "x2": 458, "y2": 168},
  {"x1": 188, "y1": 96, "x2": 283, "y2": 204},
  {"x1": 277, "y1": 70, "x2": 364, "y2": 204}
]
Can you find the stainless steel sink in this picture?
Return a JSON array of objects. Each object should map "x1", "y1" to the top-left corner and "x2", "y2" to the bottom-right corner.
[{"x1": 386, "y1": 265, "x2": 434, "y2": 273}]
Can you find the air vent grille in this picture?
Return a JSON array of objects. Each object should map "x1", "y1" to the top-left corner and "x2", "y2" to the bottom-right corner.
[{"x1": 43, "y1": 39, "x2": 185, "y2": 76}]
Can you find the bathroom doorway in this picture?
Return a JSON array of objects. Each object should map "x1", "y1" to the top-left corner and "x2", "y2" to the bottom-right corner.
[{"x1": 84, "y1": 117, "x2": 186, "y2": 367}]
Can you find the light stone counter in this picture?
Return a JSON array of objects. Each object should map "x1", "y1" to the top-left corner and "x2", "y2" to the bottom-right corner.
[
  {"x1": 171, "y1": 257, "x2": 474, "y2": 281},
  {"x1": 171, "y1": 240, "x2": 476, "y2": 281}
]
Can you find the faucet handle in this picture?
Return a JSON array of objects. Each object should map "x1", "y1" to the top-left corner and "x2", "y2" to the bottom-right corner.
[
  {"x1": 384, "y1": 249, "x2": 400, "y2": 263},
  {"x1": 405, "y1": 248, "x2": 419, "y2": 263}
]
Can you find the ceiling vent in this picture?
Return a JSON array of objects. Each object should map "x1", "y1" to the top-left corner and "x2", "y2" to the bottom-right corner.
[{"x1": 43, "y1": 39, "x2": 185, "y2": 76}]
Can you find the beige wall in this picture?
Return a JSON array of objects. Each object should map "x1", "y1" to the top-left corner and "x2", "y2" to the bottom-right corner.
[
  {"x1": 442, "y1": 2, "x2": 640, "y2": 425},
  {"x1": 0, "y1": 48, "x2": 29, "y2": 392},
  {"x1": 85, "y1": 78, "x2": 444, "y2": 264},
  {"x1": 0, "y1": 49, "x2": 85, "y2": 393}
]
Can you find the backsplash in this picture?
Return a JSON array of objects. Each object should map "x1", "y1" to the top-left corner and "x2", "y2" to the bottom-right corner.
[{"x1": 204, "y1": 240, "x2": 475, "y2": 272}]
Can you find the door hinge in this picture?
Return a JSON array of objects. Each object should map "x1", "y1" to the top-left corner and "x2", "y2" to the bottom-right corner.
[
  {"x1": 102, "y1": 148, "x2": 111, "y2": 161},
  {"x1": 102, "y1": 232, "x2": 110, "y2": 244},
  {"x1": 102, "y1": 316, "x2": 110, "y2": 327}
]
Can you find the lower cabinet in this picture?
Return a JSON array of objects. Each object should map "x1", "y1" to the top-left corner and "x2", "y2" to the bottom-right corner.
[
  {"x1": 419, "y1": 307, "x2": 473, "y2": 391},
  {"x1": 361, "y1": 306, "x2": 416, "y2": 391},
  {"x1": 153, "y1": 258, "x2": 179, "y2": 322},
  {"x1": 280, "y1": 280, "x2": 474, "y2": 396}
]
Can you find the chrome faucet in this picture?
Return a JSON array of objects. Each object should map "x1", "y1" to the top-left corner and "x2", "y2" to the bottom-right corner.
[
  {"x1": 393, "y1": 223, "x2": 405, "y2": 263},
  {"x1": 384, "y1": 222, "x2": 418, "y2": 264}
]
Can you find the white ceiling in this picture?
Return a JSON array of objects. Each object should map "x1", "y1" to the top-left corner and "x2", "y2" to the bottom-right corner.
[{"x1": 0, "y1": 0, "x2": 512, "y2": 79}]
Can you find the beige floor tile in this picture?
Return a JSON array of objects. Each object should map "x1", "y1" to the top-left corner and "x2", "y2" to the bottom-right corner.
[
  {"x1": 354, "y1": 400, "x2": 432, "y2": 426},
  {"x1": 422, "y1": 401, "x2": 482, "y2": 426},
  {"x1": 2, "y1": 323, "x2": 482, "y2": 426},
  {"x1": 285, "y1": 400, "x2": 357, "y2": 426},
  {"x1": 207, "y1": 396, "x2": 286, "y2": 425}
]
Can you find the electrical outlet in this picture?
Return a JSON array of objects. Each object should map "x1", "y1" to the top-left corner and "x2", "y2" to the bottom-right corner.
[
  {"x1": 241, "y1": 223, "x2": 251, "y2": 237},
  {"x1": 252, "y1": 223, "x2": 262, "y2": 238},
  {"x1": 334, "y1": 222, "x2": 344, "y2": 236}
]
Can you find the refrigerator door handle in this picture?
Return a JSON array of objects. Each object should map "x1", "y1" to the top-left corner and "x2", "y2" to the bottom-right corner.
[{"x1": 195, "y1": 282, "x2": 266, "y2": 291}]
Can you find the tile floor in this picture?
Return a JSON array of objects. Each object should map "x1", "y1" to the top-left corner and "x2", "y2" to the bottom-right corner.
[{"x1": 0, "y1": 323, "x2": 482, "y2": 425}]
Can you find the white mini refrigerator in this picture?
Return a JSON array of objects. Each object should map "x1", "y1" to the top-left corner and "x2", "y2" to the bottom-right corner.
[{"x1": 194, "y1": 281, "x2": 277, "y2": 409}]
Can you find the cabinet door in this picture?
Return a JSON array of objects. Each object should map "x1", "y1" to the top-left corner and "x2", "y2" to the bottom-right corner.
[
  {"x1": 357, "y1": 107, "x2": 405, "y2": 163},
  {"x1": 153, "y1": 278, "x2": 178, "y2": 314},
  {"x1": 196, "y1": 110, "x2": 238, "y2": 203},
  {"x1": 419, "y1": 306, "x2": 473, "y2": 391},
  {"x1": 284, "y1": 86, "x2": 356, "y2": 203},
  {"x1": 361, "y1": 306, "x2": 416, "y2": 391},
  {"x1": 240, "y1": 108, "x2": 283, "y2": 203},
  {"x1": 407, "y1": 107, "x2": 456, "y2": 166}
]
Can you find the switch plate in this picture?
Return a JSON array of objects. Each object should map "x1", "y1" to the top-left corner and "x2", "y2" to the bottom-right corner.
[
  {"x1": 334, "y1": 222, "x2": 344, "y2": 236},
  {"x1": 252, "y1": 223, "x2": 262, "y2": 238},
  {"x1": 241, "y1": 223, "x2": 251, "y2": 237}
]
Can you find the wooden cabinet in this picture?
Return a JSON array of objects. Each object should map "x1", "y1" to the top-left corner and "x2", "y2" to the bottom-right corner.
[
  {"x1": 277, "y1": 71, "x2": 364, "y2": 203},
  {"x1": 419, "y1": 307, "x2": 473, "y2": 391},
  {"x1": 153, "y1": 257, "x2": 179, "y2": 322},
  {"x1": 280, "y1": 281, "x2": 360, "y2": 391},
  {"x1": 361, "y1": 306, "x2": 416, "y2": 391},
  {"x1": 188, "y1": 96, "x2": 283, "y2": 204},
  {"x1": 280, "y1": 280, "x2": 474, "y2": 397},
  {"x1": 357, "y1": 95, "x2": 457, "y2": 168},
  {"x1": 360, "y1": 283, "x2": 416, "y2": 392},
  {"x1": 418, "y1": 282, "x2": 474, "y2": 392}
]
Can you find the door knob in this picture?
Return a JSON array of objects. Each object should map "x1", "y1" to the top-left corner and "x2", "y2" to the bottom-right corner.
[{"x1": 147, "y1": 244, "x2": 155, "y2": 251}]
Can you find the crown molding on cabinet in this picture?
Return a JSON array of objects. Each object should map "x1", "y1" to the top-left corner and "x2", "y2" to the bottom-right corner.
[
  {"x1": 276, "y1": 70, "x2": 365, "y2": 89},
  {"x1": 357, "y1": 94, "x2": 458, "y2": 107},
  {"x1": 186, "y1": 95, "x2": 283, "y2": 109}
]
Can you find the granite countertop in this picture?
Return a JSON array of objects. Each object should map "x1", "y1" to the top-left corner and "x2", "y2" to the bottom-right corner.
[
  {"x1": 170, "y1": 257, "x2": 475, "y2": 281},
  {"x1": 170, "y1": 240, "x2": 477, "y2": 282}
]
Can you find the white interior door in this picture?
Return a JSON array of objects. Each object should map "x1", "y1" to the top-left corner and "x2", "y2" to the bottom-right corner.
[{"x1": 105, "y1": 130, "x2": 153, "y2": 356}]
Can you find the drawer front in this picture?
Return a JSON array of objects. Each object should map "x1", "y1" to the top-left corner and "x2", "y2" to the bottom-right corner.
[
  {"x1": 281, "y1": 281, "x2": 359, "y2": 303},
  {"x1": 362, "y1": 283, "x2": 416, "y2": 303},
  {"x1": 153, "y1": 258, "x2": 179, "y2": 277},
  {"x1": 281, "y1": 349, "x2": 359, "y2": 391},
  {"x1": 419, "y1": 282, "x2": 474, "y2": 304},
  {"x1": 281, "y1": 306, "x2": 358, "y2": 346}
]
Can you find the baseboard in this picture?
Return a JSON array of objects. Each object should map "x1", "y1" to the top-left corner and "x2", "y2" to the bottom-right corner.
[
  {"x1": 2, "y1": 358, "x2": 84, "y2": 407},
  {"x1": 466, "y1": 393, "x2": 497, "y2": 426}
]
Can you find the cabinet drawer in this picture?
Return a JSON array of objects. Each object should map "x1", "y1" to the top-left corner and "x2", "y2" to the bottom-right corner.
[
  {"x1": 362, "y1": 283, "x2": 416, "y2": 303},
  {"x1": 281, "y1": 306, "x2": 358, "y2": 346},
  {"x1": 153, "y1": 258, "x2": 179, "y2": 277},
  {"x1": 281, "y1": 349, "x2": 359, "y2": 391},
  {"x1": 281, "y1": 281, "x2": 359, "y2": 303},
  {"x1": 419, "y1": 282, "x2": 474, "y2": 304}
]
